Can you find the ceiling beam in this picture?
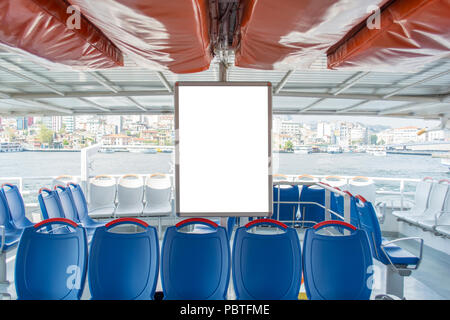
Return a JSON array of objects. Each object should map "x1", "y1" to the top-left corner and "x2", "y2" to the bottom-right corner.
[
  {"x1": 333, "y1": 71, "x2": 370, "y2": 96},
  {"x1": 124, "y1": 97, "x2": 147, "y2": 112},
  {"x1": 3, "y1": 90, "x2": 173, "y2": 100},
  {"x1": 274, "y1": 70, "x2": 294, "y2": 94},
  {"x1": 276, "y1": 91, "x2": 440, "y2": 103},
  {"x1": 0, "y1": 62, "x2": 65, "y2": 96},
  {"x1": 77, "y1": 98, "x2": 111, "y2": 112},
  {"x1": 156, "y1": 72, "x2": 173, "y2": 93},
  {"x1": 336, "y1": 100, "x2": 369, "y2": 113},
  {"x1": 377, "y1": 102, "x2": 440, "y2": 115},
  {"x1": 298, "y1": 98, "x2": 326, "y2": 112},
  {"x1": 2, "y1": 90, "x2": 440, "y2": 104},
  {"x1": 14, "y1": 98, "x2": 74, "y2": 114},
  {"x1": 383, "y1": 69, "x2": 450, "y2": 99},
  {"x1": 88, "y1": 72, "x2": 118, "y2": 93}
]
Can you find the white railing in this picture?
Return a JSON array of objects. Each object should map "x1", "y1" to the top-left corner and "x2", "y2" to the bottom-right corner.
[{"x1": 0, "y1": 173, "x2": 420, "y2": 212}]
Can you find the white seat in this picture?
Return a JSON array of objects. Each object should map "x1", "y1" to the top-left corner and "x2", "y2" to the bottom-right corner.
[
  {"x1": 143, "y1": 173, "x2": 172, "y2": 216},
  {"x1": 88, "y1": 175, "x2": 116, "y2": 218},
  {"x1": 392, "y1": 178, "x2": 433, "y2": 219},
  {"x1": 427, "y1": 188, "x2": 450, "y2": 234},
  {"x1": 347, "y1": 176, "x2": 376, "y2": 204},
  {"x1": 402, "y1": 182, "x2": 448, "y2": 226},
  {"x1": 435, "y1": 225, "x2": 450, "y2": 237},
  {"x1": 296, "y1": 174, "x2": 319, "y2": 183},
  {"x1": 321, "y1": 175, "x2": 347, "y2": 188},
  {"x1": 52, "y1": 175, "x2": 78, "y2": 188},
  {"x1": 115, "y1": 174, "x2": 144, "y2": 217},
  {"x1": 347, "y1": 176, "x2": 385, "y2": 220}
]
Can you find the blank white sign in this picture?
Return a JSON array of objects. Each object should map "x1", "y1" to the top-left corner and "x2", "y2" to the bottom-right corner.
[{"x1": 176, "y1": 83, "x2": 272, "y2": 216}]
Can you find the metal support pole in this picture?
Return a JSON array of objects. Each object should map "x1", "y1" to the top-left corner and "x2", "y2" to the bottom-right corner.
[
  {"x1": 0, "y1": 252, "x2": 11, "y2": 299},
  {"x1": 386, "y1": 267, "x2": 405, "y2": 299},
  {"x1": 219, "y1": 62, "x2": 228, "y2": 82},
  {"x1": 325, "y1": 189, "x2": 331, "y2": 220}
]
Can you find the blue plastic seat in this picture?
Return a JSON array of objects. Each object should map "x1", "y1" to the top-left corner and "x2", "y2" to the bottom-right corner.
[
  {"x1": 232, "y1": 219, "x2": 301, "y2": 300},
  {"x1": 303, "y1": 220, "x2": 373, "y2": 300},
  {"x1": 55, "y1": 185, "x2": 80, "y2": 223},
  {"x1": 273, "y1": 185, "x2": 299, "y2": 226},
  {"x1": 161, "y1": 218, "x2": 230, "y2": 300},
  {"x1": 331, "y1": 191, "x2": 361, "y2": 230},
  {"x1": 67, "y1": 183, "x2": 105, "y2": 229},
  {"x1": 0, "y1": 191, "x2": 22, "y2": 239},
  {"x1": 193, "y1": 217, "x2": 236, "y2": 240},
  {"x1": 89, "y1": 218, "x2": 159, "y2": 300},
  {"x1": 38, "y1": 188, "x2": 65, "y2": 220},
  {"x1": 1, "y1": 183, "x2": 33, "y2": 229},
  {"x1": 299, "y1": 186, "x2": 325, "y2": 227},
  {"x1": 15, "y1": 218, "x2": 88, "y2": 300},
  {"x1": 355, "y1": 195, "x2": 420, "y2": 266}
]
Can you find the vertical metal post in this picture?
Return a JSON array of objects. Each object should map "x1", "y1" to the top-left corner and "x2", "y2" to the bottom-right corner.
[
  {"x1": 277, "y1": 184, "x2": 281, "y2": 220},
  {"x1": 325, "y1": 189, "x2": 331, "y2": 220},
  {"x1": 400, "y1": 180, "x2": 405, "y2": 212},
  {"x1": 343, "y1": 194, "x2": 351, "y2": 235},
  {"x1": 219, "y1": 62, "x2": 228, "y2": 82},
  {"x1": 0, "y1": 252, "x2": 10, "y2": 299},
  {"x1": 386, "y1": 267, "x2": 405, "y2": 299}
]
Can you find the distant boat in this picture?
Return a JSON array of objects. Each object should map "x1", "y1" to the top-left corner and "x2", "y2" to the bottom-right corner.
[
  {"x1": 128, "y1": 148, "x2": 142, "y2": 153},
  {"x1": 99, "y1": 149, "x2": 115, "y2": 154},
  {"x1": 0, "y1": 142, "x2": 23, "y2": 152},
  {"x1": 293, "y1": 146, "x2": 312, "y2": 154},
  {"x1": 367, "y1": 146, "x2": 387, "y2": 156},
  {"x1": 143, "y1": 148, "x2": 157, "y2": 154},
  {"x1": 326, "y1": 145, "x2": 342, "y2": 154},
  {"x1": 161, "y1": 149, "x2": 173, "y2": 153}
]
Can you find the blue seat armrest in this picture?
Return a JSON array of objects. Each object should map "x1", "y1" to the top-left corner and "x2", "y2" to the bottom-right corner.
[{"x1": 380, "y1": 237, "x2": 424, "y2": 272}]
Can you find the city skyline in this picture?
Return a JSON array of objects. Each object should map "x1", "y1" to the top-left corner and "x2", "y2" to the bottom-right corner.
[{"x1": 0, "y1": 114, "x2": 447, "y2": 151}]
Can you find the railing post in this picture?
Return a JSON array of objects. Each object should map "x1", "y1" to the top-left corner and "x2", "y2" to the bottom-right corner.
[
  {"x1": 400, "y1": 180, "x2": 405, "y2": 212},
  {"x1": 325, "y1": 189, "x2": 331, "y2": 220}
]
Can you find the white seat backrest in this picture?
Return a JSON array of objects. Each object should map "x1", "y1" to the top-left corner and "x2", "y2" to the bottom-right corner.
[
  {"x1": 321, "y1": 176, "x2": 347, "y2": 188},
  {"x1": 414, "y1": 180, "x2": 433, "y2": 211},
  {"x1": 273, "y1": 174, "x2": 289, "y2": 182},
  {"x1": 117, "y1": 175, "x2": 143, "y2": 204},
  {"x1": 347, "y1": 177, "x2": 376, "y2": 203},
  {"x1": 296, "y1": 174, "x2": 319, "y2": 183},
  {"x1": 426, "y1": 182, "x2": 448, "y2": 212},
  {"x1": 437, "y1": 190, "x2": 450, "y2": 224},
  {"x1": 145, "y1": 174, "x2": 171, "y2": 205},
  {"x1": 89, "y1": 175, "x2": 116, "y2": 207},
  {"x1": 52, "y1": 175, "x2": 77, "y2": 188}
]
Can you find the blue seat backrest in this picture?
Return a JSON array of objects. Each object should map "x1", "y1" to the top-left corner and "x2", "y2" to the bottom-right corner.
[
  {"x1": 299, "y1": 186, "x2": 325, "y2": 226},
  {"x1": 2, "y1": 184, "x2": 33, "y2": 228},
  {"x1": 161, "y1": 218, "x2": 230, "y2": 300},
  {"x1": 303, "y1": 220, "x2": 373, "y2": 300},
  {"x1": 68, "y1": 183, "x2": 89, "y2": 221},
  {"x1": 355, "y1": 196, "x2": 385, "y2": 263},
  {"x1": 15, "y1": 218, "x2": 88, "y2": 300},
  {"x1": 0, "y1": 191, "x2": 18, "y2": 233},
  {"x1": 55, "y1": 186, "x2": 80, "y2": 223},
  {"x1": 38, "y1": 188, "x2": 65, "y2": 220},
  {"x1": 232, "y1": 219, "x2": 301, "y2": 300},
  {"x1": 273, "y1": 185, "x2": 299, "y2": 226},
  {"x1": 330, "y1": 192, "x2": 343, "y2": 218},
  {"x1": 89, "y1": 218, "x2": 159, "y2": 300}
]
